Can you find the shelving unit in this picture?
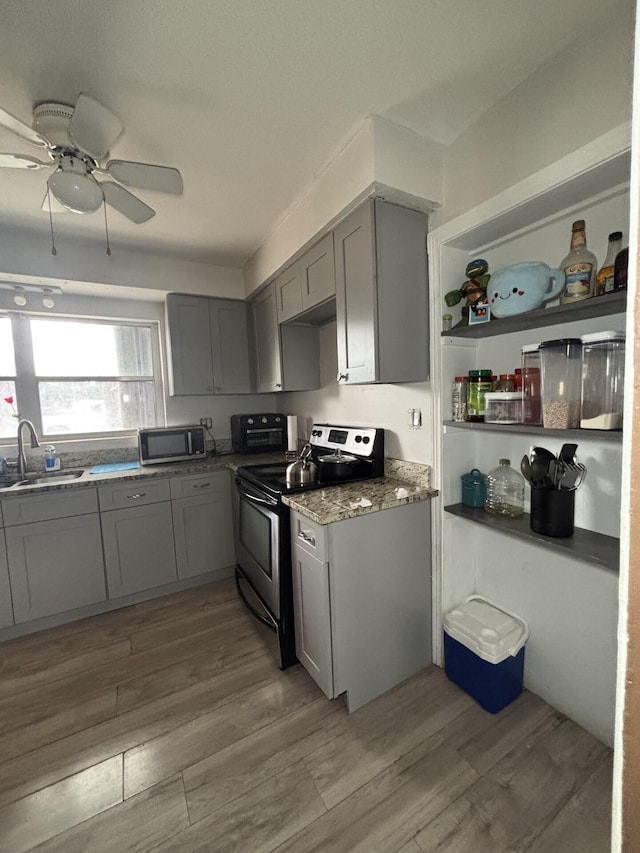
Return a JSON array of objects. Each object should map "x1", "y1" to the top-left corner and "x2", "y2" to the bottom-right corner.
[
  {"x1": 444, "y1": 504, "x2": 619, "y2": 572},
  {"x1": 441, "y1": 291, "x2": 626, "y2": 338},
  {"x1": 428, "y1": 126, "x2": 630, "y2": 746}
]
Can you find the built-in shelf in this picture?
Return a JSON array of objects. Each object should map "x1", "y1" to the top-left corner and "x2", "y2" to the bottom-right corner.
[
  {"x1": 443, "y1": 420, "x2": 623, "y2": 442},
  {"x1": 441, "y1": 291, "x2": 626, "y2": 339},
  {"x1": 444, "y1": 503, "x2": 619, "y2": 572}
]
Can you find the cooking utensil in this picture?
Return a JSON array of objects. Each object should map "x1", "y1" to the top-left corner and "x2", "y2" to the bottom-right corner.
[
  {"x1": 317, "y1": 449, "x2": 360, "y2": 482},
  {"x1": 529, "y1": 446, "x2": 556, "y2": 488},
  {"x1": 520, "y1": 455, "x2": 532, "y2": 483},
  {"x1": 559, "y1": 443, "x2": 578, "y2": 466},
  {"x1": 285, "y1": 442, "x2": 318, "y2": 485}
]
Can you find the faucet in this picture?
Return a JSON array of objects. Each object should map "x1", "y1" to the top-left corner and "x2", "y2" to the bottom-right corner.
[{"x1": 16, "y1": 419, "x2": 40, "y2": 478}]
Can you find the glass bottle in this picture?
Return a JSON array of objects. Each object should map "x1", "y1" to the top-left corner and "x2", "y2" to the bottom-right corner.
[
  {"x1": 559, "y1": 219, "x2": 598, "y2": 304},
  {"x1": 614, "y1": 247, "x2": 629, "y2": 291},
  {"x1": 466, "y1": 369, "x2": 493, "y2": 422},
  {"x1": 442, "y1": 314, "x2": 453, "y2": 332},
  {"x1": 595, "y1": 231, "x2": 623, "y2": 296},
  {"x1": 484, "y1": 458, "x2": 524, "y2": 518}
]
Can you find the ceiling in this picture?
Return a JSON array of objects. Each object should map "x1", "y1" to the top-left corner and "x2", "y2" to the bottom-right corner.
[{"x1": 0, "y1": 0, "x2": 622, "y2": 271}]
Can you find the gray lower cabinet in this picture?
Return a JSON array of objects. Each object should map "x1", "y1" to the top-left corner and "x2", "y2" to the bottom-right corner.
[
  {"x1": 171, "y1": 470, "x2": 235, "y2": 579},
  {"x1": 291, "y1": 542, "x2": 333, "y2": 698},
  {"x1": 290, "y1": 501, "x2": 432, "y2": 711},
  {"x1": 5, "y1": 511, "x2": 106, "y2": 623},
  {"x1": 99, "y1": 480, "x2": 177, "y2": 598},
  {"x1": 334, "y1": 198, "x2": 429, "y2": 384},
  {"x1": 0, "y1": 527, "x2": 14, "y2": 628},
  {"x1": 165, "y1": 293, "x2": 251, "y2": 395}
]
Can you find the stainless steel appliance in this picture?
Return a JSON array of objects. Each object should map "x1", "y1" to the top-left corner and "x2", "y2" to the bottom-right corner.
[
  {"x1": 234, "y1": 423, "x2": 384, "y2": 669},
  {"x1": 230, "y1": 413, "x2": 286, "y2": 454},
  {"x1": 138, "y1": 425, "x2": 206, "y2": 466}
]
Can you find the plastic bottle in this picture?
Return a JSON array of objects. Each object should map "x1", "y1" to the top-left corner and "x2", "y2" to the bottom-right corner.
[
  {"x1": 613, "y1": 246, "x2": 629, "y2": 292},
  {"x1": 466, "y1": 369, "x2": 493, "y2": 421},
  {"x1": 559, "y1": 219, "x2": 598, "y2": 304},
  {"x1": 484, "y1": 458, "x2": 524, "y2": 518},
  {"x1": 451, "y1": 376, "x2": 468, "y2": 422},
  {"x1": 442, "y1": 314, "x2": 453, "y2": 332},
  {"x1": 595, "y1": 231, "x2": 623, "y2": 296},
  {"x1": 44, "y1": 444, "x2": 61, "y2": 471}
]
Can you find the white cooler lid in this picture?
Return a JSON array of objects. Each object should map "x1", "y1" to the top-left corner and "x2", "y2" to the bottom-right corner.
[{"x1": 444, "y1": 595, "x2": 529, "y2": 664}]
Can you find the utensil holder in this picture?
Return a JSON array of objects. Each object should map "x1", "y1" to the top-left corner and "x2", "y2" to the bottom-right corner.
[{"x1": 530, "y1": 486, "x2": 575, "y2": 538}]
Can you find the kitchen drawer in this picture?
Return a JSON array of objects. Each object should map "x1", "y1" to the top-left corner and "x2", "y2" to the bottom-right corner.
[
  {"x1": 290, "y1": 510, "x2": 327, "y2": 563},
  {"x1": 98, "y1": 478, "x2": 171, "y2": 511},
  {"x1": 2, "y1": 488, "x2": 99, "y2": 526},
  {"x1": 170, "y1": 469, "x2": 229, "y2": 500}
]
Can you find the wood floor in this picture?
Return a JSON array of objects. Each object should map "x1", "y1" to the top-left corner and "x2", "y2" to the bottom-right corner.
[{"x1": 0, "y1": 578, "x2": 612, "y2": 853}]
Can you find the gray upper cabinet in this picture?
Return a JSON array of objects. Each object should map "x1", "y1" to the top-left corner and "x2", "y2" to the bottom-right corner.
[
  {"x1": 276, "y1": 233, "x2": 336, "y2": 324},
  {"x1": 165, "y1": 293, "x2": 251, "y2": 396},
  {"x1": 299, "y1": 232, "x2": 335, "y2": 312},
  {"x1": 250, "y1": 281, "x2": 283, "y2": 393},
  {"x1": 275, "y1": 261, "x2": 303, "y2": 324},
  {"x1": 334, "y1": 199, "x2": 429, "y2": 385}
]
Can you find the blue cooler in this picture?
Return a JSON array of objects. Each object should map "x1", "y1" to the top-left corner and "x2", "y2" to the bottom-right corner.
[{"x1": 443, "y1": 596, "x2": 528, "y2": 714}]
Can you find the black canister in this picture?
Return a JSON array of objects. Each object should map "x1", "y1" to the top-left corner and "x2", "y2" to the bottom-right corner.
[{"x1": 530, "y1": 487, "x2": 575, "y2": 538}]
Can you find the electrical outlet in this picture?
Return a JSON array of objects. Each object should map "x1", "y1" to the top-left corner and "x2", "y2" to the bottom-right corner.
[{"x1": 200, "y1": 417, "x2": 212, "y2": 429}]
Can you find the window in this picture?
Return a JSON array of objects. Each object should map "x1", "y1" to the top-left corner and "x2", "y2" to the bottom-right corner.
[{"x1": 1, "y1": 314, "x2": 161, "y2": 440}]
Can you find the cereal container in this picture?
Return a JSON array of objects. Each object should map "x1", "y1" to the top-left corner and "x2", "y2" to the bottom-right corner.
[
  {"x1": 580, "y1": 331, "x2": 625, "y2": 430},
  {"x1": 539, "y1": 338, "x2": 582, "y2": 429}
]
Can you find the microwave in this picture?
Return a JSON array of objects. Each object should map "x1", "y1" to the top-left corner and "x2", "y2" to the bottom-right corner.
[{"x1": 138, "y1": 425, "x2": 207, "y2": 466}]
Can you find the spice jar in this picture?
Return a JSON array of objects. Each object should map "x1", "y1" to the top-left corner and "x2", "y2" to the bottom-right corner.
[
  {"x1": 493, "y1": 373, "x2": 516, "y2": 392},
  {"x1": 466, "y1": 370, "x2": 493, "y2": 422},
  {"x1": 452, "y1": 376, "x2": 468, "y2": 422}
]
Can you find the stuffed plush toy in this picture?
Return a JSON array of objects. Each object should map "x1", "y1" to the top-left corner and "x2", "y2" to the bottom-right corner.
[{"x1": 444, "y1": 259, "x2": 491, "y2": 327}]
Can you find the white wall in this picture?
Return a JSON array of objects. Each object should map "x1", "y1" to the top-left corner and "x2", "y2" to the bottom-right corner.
[
  {"x1": 437, "y1": 4, "x2": 634, "y2": 226},
  {"x1": 0, "y1": 222, "x2": 244, "y2": 300}
]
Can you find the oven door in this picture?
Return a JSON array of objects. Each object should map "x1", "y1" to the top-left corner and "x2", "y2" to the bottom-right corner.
[{"x1": 234, "y1": 476, "x2": 281, "y2": 618}]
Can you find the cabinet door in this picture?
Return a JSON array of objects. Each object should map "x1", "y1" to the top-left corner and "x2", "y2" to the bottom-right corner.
[
  {"x1": 250, "y1": 282, "x2": 283, "y2": 393},
  {"x1": 0, "y1": 531, "x2": 14, "y2": 628},
  {"x1": 172, "y1": 470, "x2": 234, "y2": 579},
  {"x1": 334, "y1": 201, "x2": 377, "y2": 384},
  {"x1": 166, "y1": 293, "x2": 215, "y2": 396},
  {"x1": 6, "y1": 514, "x2": 106, "y2": 623},
  {"x1": 102, "y1": 502, "x2": 177, "y2": 598},
  {"x1": 291, "y1": 543, "x2": 334, "y2": 698},
  {"x1": 275, "y1": 262, "x2": 303, "y2": 323},
  {"x1": 209, "y1": 299, "x2": 252, "y2": 393},
  {"x1": 300, "y1": 233, "x2": 335, "y2": 311}
]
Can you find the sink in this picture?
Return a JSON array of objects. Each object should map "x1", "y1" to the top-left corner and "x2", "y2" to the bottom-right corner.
[{"x1": 7, "y1": 469, "x2": 85, "y2": 488}]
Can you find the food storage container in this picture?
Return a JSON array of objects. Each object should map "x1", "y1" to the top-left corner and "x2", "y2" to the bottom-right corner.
[
  {"x1": 539, "y1": 338, "x2": 582, "y2": 429},
  {"x1": 461, "y1": 468, "x2": 486, "y2": 507},
  {"x1": 580, "y1": 331, "x2": 625, "y2": 430},
  {"x1": 483, "y1": 392, "x2": 523, "y2": 424},
  {"x1": 521, "y1": 343, "x2": 542, "y2": 425}
]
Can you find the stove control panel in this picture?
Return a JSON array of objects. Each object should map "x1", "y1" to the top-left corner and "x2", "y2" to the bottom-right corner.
[{"x1": 309, "y1": 424, "x2": 380, "y2": 457}]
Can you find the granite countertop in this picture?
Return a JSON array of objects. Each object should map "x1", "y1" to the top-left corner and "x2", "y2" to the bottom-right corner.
[
  {"x1": 0, "y1": 452, "x2": 286, "y2": 497},
  {"x1": 282, "y1": 460, "x2": 438, "y2": 524}
]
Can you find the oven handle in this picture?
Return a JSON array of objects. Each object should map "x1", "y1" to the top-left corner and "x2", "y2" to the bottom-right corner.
[
  {"x1": 235, "y1": 568, "x2": 277, "y2": 632},
  {"x1": 235, "y1": 476, "x2": 278, "y2": 509}
]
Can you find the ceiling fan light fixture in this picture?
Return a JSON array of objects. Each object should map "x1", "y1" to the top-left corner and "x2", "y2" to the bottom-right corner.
[{"x1": 48, "y1": 169, "x2": 103, "y2": 214}]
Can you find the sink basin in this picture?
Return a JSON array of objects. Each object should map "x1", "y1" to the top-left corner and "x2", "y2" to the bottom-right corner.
[{"x1": 8, "y1": 469, "x2": 85, "y2": 487}]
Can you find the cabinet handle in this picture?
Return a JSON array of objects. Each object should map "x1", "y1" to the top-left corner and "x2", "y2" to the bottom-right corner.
[
  {"x1": 275, "y1": 383, "x2": 282, "y2": 389},
  {"x1": 127, "y1": 492, "x2": 146, "y2": 500},
  {"x1": 193, "y1": 482, "x2": 210, "y2": 489},
  {"x1": 298, "y1": 530, "x2": 316, "y2": 547},
  {"x1": 337, "y1": 372, "x2": 347, "y2": 382}
]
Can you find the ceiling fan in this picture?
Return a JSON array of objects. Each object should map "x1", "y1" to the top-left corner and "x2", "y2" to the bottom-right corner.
[{"x1": 0, "y1": 93, "x2": 183, "y2": 223}]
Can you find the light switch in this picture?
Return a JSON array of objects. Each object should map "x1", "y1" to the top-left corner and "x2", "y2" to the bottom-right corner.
[{"x1": 408, "y1": 408, "x2": 422, "y2": 429}]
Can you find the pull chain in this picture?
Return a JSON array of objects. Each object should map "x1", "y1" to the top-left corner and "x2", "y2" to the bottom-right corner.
[
  {"x1": 103, "y1": 199, "x2": 112, "y2": 256},
  {"x1": 46, "y1": 186, "x2": 57, "y2": 255}
]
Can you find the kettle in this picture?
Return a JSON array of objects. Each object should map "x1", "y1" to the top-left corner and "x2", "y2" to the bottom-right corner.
[{"x1": 286, "y1": 443, "x2": 318, "y2": 485}]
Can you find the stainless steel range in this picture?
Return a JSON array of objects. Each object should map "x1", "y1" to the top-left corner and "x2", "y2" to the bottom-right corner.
[{"x1": 233, "y1": 423, "x2": 385, "y2": 668}]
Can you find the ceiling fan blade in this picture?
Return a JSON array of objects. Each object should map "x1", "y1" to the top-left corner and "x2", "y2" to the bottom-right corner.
[
  {"x1": 69, "y1": 93, "x2": 123, "y2": 160},
  {"x1": 0, "y1": 106, "x2": 49, "y2": 149},
  {"x1": 102, "y1": 181, "x2": 155, "y2": 223},
  {"x1": 0, "y1": 153, "x2": 51, "y2": 169},
  {"x1": 105, "y1": 160, "x2": 183, "y2": 194}
]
